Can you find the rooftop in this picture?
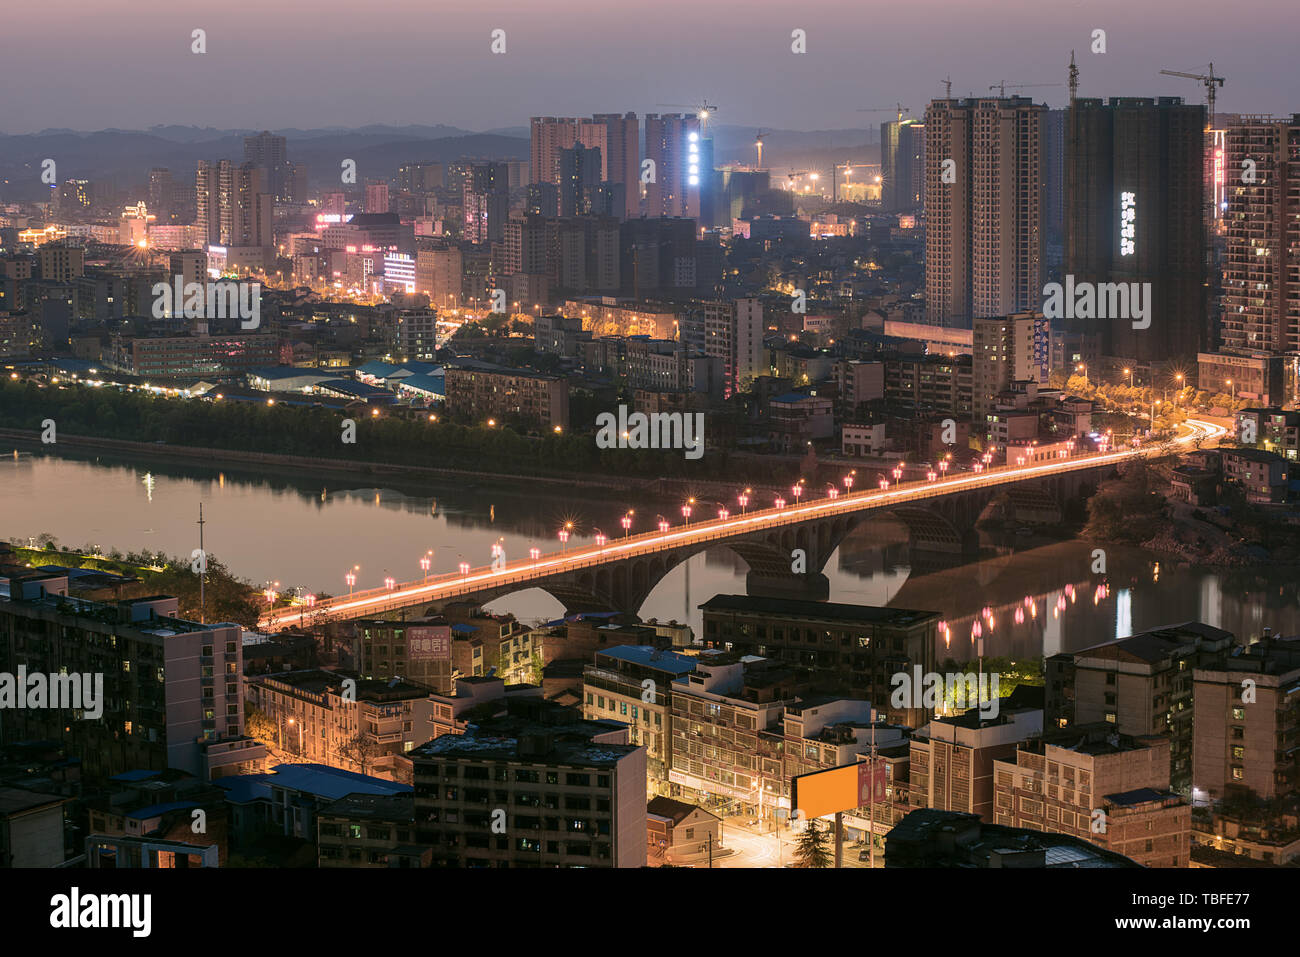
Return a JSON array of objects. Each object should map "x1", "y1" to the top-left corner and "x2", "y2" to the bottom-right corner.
[{"x1": 701, "y1": 593, "x2": 938, "y2": 628}]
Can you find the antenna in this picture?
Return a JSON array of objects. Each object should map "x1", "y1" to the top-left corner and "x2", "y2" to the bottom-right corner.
[{"x1": 1069, "y1": 50, "x2": 1078, "y2": 104}]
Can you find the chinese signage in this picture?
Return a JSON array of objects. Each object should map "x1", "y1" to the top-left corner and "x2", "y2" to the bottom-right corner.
[
  {"x1": 1119, "y1": 191, "x2": 1136, "y2": 256},
  {"x1": 406, "y1": 625, "x2": 451, "y2": 661}
]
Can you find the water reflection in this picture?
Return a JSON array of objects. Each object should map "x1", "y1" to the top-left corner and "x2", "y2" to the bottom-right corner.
[{"x1": 4, "y1": 450, "x2": 1299, "y2": 654}]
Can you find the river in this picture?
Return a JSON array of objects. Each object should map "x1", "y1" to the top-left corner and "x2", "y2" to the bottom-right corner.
[{"x1": 3, "y1": 446, "x2": 1298, "y2": 656}]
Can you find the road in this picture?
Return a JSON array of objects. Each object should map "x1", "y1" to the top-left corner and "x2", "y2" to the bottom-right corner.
[{"x1": 261, "y1": 417, "x2": 1228, "y2": 629}]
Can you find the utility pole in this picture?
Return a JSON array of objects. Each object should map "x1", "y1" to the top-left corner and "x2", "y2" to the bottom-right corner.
[
  {"x1": 868, "y1": 711, "x2": 878, "y2": 869},
  {"x1": 197, "y1": 502, "x2": 206, "y2": 624}
]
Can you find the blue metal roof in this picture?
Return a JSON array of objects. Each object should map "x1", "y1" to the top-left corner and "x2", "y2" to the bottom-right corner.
[
  {"x1": 264, "y1": 763, "x2": 411, "y2": 801},
  {"x1": 125, "y1": 800, "x2": 200, "y2": 821}
]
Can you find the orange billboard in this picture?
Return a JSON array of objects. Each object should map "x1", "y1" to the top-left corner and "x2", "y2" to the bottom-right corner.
[{"x1": 792, "y1": 762, "x2": 887, "y2": 820}]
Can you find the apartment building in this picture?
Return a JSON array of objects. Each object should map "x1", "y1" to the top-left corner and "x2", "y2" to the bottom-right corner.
[
  {"x1": 668, "y1": 653, "x2": 813, "y2": 820},
  {"x1": 427, "y1": 676, "x2": 544, "y2": 740},
  {"x1": 346, "y1": 617, "x2": 454, "y2": 693},
  {"x1": 993, "y1": 725, "x2": 1188, "y2": 867},
  {"x1": 883, "y1": 353, "x2": 974, "y2": 417},
  {"x1": 911, "y1": 708, "x2": 1043, "y2": 821},
  {"x1": 442, "y1": 359, "x2": 569, "y2": 430},
  {"x1": 317, "y1": 792, "x2": 417, "y2": 868},
  {"x1": 1192, "y1": 633, "x2": 1300, "y2": 803},
  {"x1": 925, "y1": 96, "x2": 1046, "y2": 327},
  {"x1": 972, "y1": 312, "x2": 1046, "y2": 421},
  {"x1": 699, "y1": 594, "x2": 939, "y2": 728},
  {"x1": 1045, "y1": 622, "x2": 1235, "y2": 793},
  {"x1": 411, "y1": 698, "x2": 646, "y2": 867},
  {"x1": 0, "y1": 573, "x2": 264, "y2": 781},
  {"x1": 582, "y1": 645, "x2": 697, "y2": 796},
  {"x1": 245, "y1": 670, "x2": 435, "y2": 780}
]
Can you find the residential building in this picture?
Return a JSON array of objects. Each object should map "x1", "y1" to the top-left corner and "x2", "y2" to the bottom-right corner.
[
  {"x1": 1192, "y1": 632, "x2": 1300, "y2": 803},
  {"x1": 345, "y1": 617, "x2": 453, "y2": 693},
  {"x1": 911, "y1": 708, "x2": 1044, "y2": 821},
  {"x1": 645, "y1": 796, "x2": 721, "y2": 866},
  {"x1": 1220, "y1": 115, "x2": 1300, "y2": 355},
  {"x1": 442, "y1": 358, "x2": 569, "y2": 430},
  {"x1": 1044, "y1": 622, "x2": 1235, "y2": 793},
  {"x1": 317, "y1": 792, "x2": 417, "y2": 868},
  {"x1": 699, "y1": 594, "x2": 939, "y2": 728},
  {"x1": 582, "y1": 645, "x2": 697, "y2": 796},
  {"x1": 245, "y1": 670, "x2": 436, "y2": 780},
  {"x1": 885, "y1": 808, "x2": 1140, "y2": 867},
  {"x1": 0, "y1": 574, "x2": 265, "y2": 780},
  {"x1": 993, "y1": 724, "x2": 1189, "y2": 867},
  {"x1": 410, "y1": 698, "x2": 646, "y2": 867},
  {"x1": 925, "y1": 96, "x2": 1046, "y2": 327}
]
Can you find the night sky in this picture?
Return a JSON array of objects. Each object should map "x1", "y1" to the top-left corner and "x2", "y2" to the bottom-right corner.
[{"x1": 2, "y1": 0, "x2": 1296, "y2": 132}]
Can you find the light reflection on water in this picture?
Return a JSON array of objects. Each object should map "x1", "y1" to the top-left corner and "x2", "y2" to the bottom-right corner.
[{"x1": 3, "y1": 450, "x2": 1298, "y2": 653}]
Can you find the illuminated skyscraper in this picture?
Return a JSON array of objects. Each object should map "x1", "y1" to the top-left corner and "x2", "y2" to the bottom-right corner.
[
  {"x1": 243, "y1": 130, "x2": 290, "y2": 203},
  {"x1": 644, "y1": 114, "x2": 702, "y2": 219},
  {"x1": 592, "y1": 113, "x2": 640, "y2": 219},
  {"x1": 463, "y1": 162, "x2": 509, "y2": 245}
]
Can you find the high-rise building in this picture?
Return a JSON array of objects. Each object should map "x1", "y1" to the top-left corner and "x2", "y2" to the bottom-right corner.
[
  {"x1": 592, "y1": 113, "x2": 640, "y2": 218},
  {"x1": 365, "y1": 182, "x2": 390, "y2": 214},
  {"x1": 462, "y1": 162, "x2": 509, "y2": 245},
  {"x1": 415, "y1": 241, "x2": 463, "y2": 310},
  {"x1": 559, "y1": 145, "x2": 602, "y2": 218},
  {"x1": 243, "y1": 130, "x2": 290, "y2": 203},
  {"x1": 1065, "y1": 96, "x2": 1207, "y2": 365},
  {"x1": 1220, "y1": 115, "x2": 1300, "y2": 355},
  {"x1": 148, "y1": 168, "x2": 174, "y2": 220},
  {"x1": 196, "y1": 160, "x2": 272, "y2": 252},
  {"x1": 529, "y1": 117, "x2": 606, "y2": 186},
  {"x1": 644, "y1": 114, "x2": 703, "y2": 219},
  {"x1": 399, "y1": 162, "x2": 445, "y2": 192},
  {"x1": 881, "y1": 118, "x2": 925, "y2": 213},
  {"x1": 925, "y1": 97, "x2": 1046, "y2": 327}
]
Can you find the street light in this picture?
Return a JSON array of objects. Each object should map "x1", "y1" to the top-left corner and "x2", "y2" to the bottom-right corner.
[
  {"x1": 345, "y1": 566, "x2": 358, "y2": 595},
  {"x1": 879, "y1": 478, "x2": 889, "y2": 491},
  {"x1": 738, "y1": 489, "x2": 751, "y2": 513},
  {"x1": 774, "y1": 497, "x2": 786, "y2": 509},
  {"x1": 594, "y1": 529, "x2": 607, "y2": 547},
  {"x1": 529, "y1": 546, "x2": 540, "y2": 562},
  {"x1": 384, "y1": 576, "x2": 396, "y2": 591},
  {"x1": 682, "y1": 499, "x2": 694, "y2": 526},
  {"x1": 658, "y1": 516, "x2": 670, "y2": 533},
  {"x1": 621, "y1": 512, "x2": 633, "y2": 536},
  {"x1": 419, "y1": 553, "x2": 431, "y2": 581},
  {"x1": 791, "y1": 483, "x2": 804, "y2": 503},
  {"x1": 826, "y1": 485, "x2": 839, "y2": 500},
  {"x1": 559, "y1": 523, "x2": 572, "y2": 553},
  {"x1": 718, "y1": 507, "x2": 730, "y2": 521},
  {"x1": 459, "y1": 561, "x2": 470, "y2": 578},
  {"x1": 844, "y1": 471, "x2": 855, "y2": 492}
]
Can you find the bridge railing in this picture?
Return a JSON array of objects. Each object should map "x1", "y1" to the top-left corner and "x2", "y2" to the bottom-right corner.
[{"x1": 267, "y1": 443, "x2": 1149, "y2": 626}]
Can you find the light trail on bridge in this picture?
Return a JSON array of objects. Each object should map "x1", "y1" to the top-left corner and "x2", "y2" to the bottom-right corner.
[{"x1": 260, "y1": 418, "x2": 1227, "y2": 629}]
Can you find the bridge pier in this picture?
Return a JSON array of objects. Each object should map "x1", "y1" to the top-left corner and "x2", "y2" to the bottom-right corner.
[{"x1": 745, "y1": 570, "x2": 830, "y2": 602}]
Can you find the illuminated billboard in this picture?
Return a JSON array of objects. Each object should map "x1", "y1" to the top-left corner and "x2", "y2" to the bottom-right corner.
[
  {"x1": 792, "y1": 761, "x2": 887, "y2": 821},
  {"x1": 1119, "y1": 191, "x2": 1136, "y2": 256}
]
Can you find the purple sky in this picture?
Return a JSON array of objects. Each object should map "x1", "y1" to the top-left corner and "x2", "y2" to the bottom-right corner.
[{"x1": 2, "y1": 0, "x2": 1296, "y2": 133}]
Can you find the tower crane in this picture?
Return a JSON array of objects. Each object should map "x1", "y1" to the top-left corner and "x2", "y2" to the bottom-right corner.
[
  {"x1": 989, "y1": 81, "x2": 1063, "y2": 97},
  {"x1": 1159, "y1": 63, "x2": 1225, "y2": 128}
]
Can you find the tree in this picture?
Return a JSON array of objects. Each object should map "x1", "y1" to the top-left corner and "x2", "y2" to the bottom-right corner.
[
  {"x1": 337, "y1": 732, "x2": 382, "y2": 776},
  {"x1": 244, "y1": 705, "x2": 277, "y2": 744},
  {"x1": 792, "y1": 817, "x2": 832, "y2": 868}
]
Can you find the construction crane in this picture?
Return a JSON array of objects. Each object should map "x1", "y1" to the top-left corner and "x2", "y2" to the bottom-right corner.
[
  {"x1": 858, "y1": 103, "x2": 910, "y2": 123},
  {"x1": 989, "y1": 81, "x2": 1063, "y2": 97},
  {"x1": 1159, "y1": 63, "x2": 1225, "y2": 128},
  {"x1": 941, "y1": 76, "x2": 953, "y2": 99},
  {"x1": 656, "y1": 100, "x2": 719, "y2": 134},
  {"x1": 754, "y1": 130, "x2": 766, "y2": 170},
  {"x1": 785, "y1": 170, "x2": 823, "y2": 197}
]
